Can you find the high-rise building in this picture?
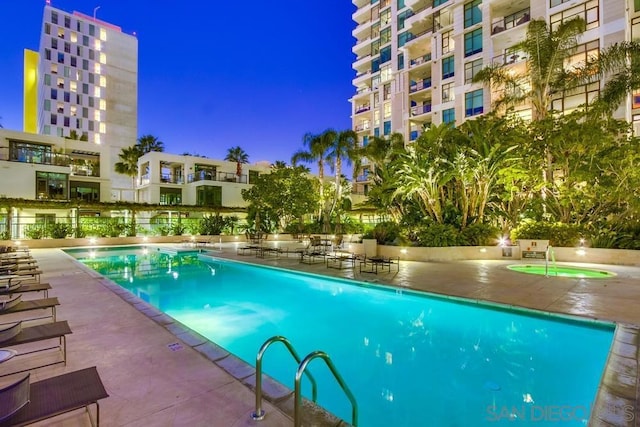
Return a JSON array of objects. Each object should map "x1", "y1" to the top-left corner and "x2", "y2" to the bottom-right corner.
[
  {"x1": 350, "y1": 0, "x2": 639, "y2": 194},
  {"x1": 24, "y1": 3, "x2": 138, "y2": 200}
]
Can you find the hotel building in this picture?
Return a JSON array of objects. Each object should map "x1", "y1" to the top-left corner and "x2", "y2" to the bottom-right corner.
[
  {"x1": 350, "y1": 0, "x2": 640, "y2": 194},
  {"x1": 24, "y1": 3, "x2": 138, "y2": 200}
]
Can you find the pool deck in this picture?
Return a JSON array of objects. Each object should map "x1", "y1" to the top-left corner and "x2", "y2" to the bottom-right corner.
[{"x1": 5, "y1": 244, "x2": 639, "y2": 426}]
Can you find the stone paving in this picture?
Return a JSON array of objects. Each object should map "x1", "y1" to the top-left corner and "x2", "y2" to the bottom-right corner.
[{"x1": 4, "y1": 243, "x2": 639, "y2": 426}]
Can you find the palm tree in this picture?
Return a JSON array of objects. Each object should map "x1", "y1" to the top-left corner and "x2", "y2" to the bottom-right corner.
[
  {"x1": 327, "y1": 130, "x2": 358, "y2": 207},
  {"x1": 291, "y1": 130, "x2": 335, "y2": 224},
  {"x1": 136, "y1": 134, "x2": 164, "y2": 154},
  {"x1": 225, "y1": 146, "x2": 249, "y2": 178},
  {"x1": 114, "y1": 145, "x2": 142, "y2": 202}
]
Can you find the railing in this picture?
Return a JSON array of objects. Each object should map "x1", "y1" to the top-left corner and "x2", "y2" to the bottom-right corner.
[
  {"x1": 251, "y1": 336, "x2": 318, "y2": 421},
  {"x1": 187, "y1": 170, "x2": 216, "y2": 183},
  {"x1": 410, "y1": 53, "x2": 431, "y2": 68},
  {"x1": 295, "y1": 351, "x2": 358, "y2": 427},
  {"x1": 355, "y1": 174, "x2": 371, "y2": 182},
  {"x1": 492, "y1": 8, "x2": 530, "y2": 35},
  {"x1": 355, "y1": 123, "x2": 370, "y2": 132},
  {"x1": 356, "y1": 86, "x2": 371, "y2": 95},
  {"x1": 492, "y1": 49, "x2": 528, "y2": 66},
  {"x1": 355, "y1": 104, "x2": 371, "y2": 114},
  {"x1": 409, "y1": 78, "x2": 432, "y2": 93},
  {"x1": 70, "y1": 164, "x2": 100, "y2": 177},
  {"x1": 411, "y1": 104, "x2": 432, "y2": 116},
  {"x1": 218, "y1": 172, "x2": 247, "y2": 184},
  {"x1": 160, "y1": 173, "x2": 184, "y2": 184}
]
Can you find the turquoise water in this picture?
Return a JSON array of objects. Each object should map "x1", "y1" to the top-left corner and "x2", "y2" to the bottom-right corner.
[{"x1": 68, "y1": 246, "x2": 614, "y2": 426}]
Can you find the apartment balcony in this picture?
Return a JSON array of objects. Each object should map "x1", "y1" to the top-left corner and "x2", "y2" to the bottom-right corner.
[
  {"x1": 410, "y1": 53, "x2": 432, "y2": 69},
  {"x1": 352, "y1": 52, "x2": 373, "y2": 71},
  {"x1": 409, "y1": 130, "x2": 422, "y2": 141},
  {"x1": 352, "y1": 86, "x2": 372, "y2": 99},
  {"x1": 70, "y1": 163, "x2": 100, "y2": 177},
  {"x1": 355, "y1": 174, "x2": 372, "y2": 183},
  {"x1": 160, "y1": 173, "x2": 184, "y2": 185},
  {"x1": 352, "y1": 3, "x2": 373, "y2": 25},
  {"x1": 409, "y1": 78, "x2": 432, "y2": 94},
  {"x1": 1, "y1": 146, "x2": 70, "y2": 166},
  {"x1": 353, "y1": 18, "x2": 374, "y2": 40},
  {"x1": 353, "y1": 0, "x2": 369, "y2": 11},
  {"x1": 492, "y1": 7, "x2": 530, "y2": 37},
  {"x1": 492, "y1": 48, "x2": 529, "y2": 67},
  {"x1": 411, "y1": 104, "x2": 432, "y2": 117},
  {"x1": 405, "y1": 16, "x2": 434, "y2": 47},
  {"x1": 354, "y1": 104, "x2": 371, "y2": 115},
  {"x1": 352, "y1": 70, "x2": 371, "y2": 87},
  {"x1": 355, "y1": 122, "x2": 371, "y2": 132},
  {"x1": 405, "y1": 2, "x2": 433, "y2": 30},
  {"x1": 406, "y1": 0, "x2": 432, "y2": 11}
]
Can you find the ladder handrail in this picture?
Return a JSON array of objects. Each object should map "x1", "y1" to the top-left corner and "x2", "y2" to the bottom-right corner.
[
  {"x1": 294, "y1": 350, "x2": 358, "y2": 427},
  {"x1": 251, "y1": 335, "x2": 318, "y2": 421}
]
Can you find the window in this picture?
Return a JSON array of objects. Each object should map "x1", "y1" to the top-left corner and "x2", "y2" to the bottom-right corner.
[
  {"x1": 89, "y1": 73, "x2": 95, "y2": 84},
  {"x1": 44, "y1": 99, "x2": 51, "y2": 111},
  {"x1": 51, "y1": 11, "x2": 58, "y2": 25},
  {"x1": 464, "y1": 28, "x2": 482, "y2": 57},
  {"x1": 384, "y1": 102, "x2": 391, "y2": 118},
  {"x1": 70, "y1": 181, "x2": 99, "y2": 202},
  {"x1": 44, "y1": 74, "x2": 51, "y2": 86},
  {"x1": 76, "y1": 46, "x2": 82, "y2": 56},
  {"x1": 57, "y1": 52, "x2": 64, "y2": 63},
  {"x1": 89, "y1": 24, "x2": 95, "y2": 36},
  {"x1": 442, "y1": 30, "x2": 453, "y2": 54},
  {"x1": 633, "y1": 17, "x2": 640, "y2": 41},
  {"x1": 380, "y1": 46, "x2": 391, "y2": 64},
  {"x1": 398, "y1": 31, "x2": 413, "y2": 47},
  {"x1": 248, "y1": 170, "x2": 259, "y2": 184},
  {"x1": 51, "y1": 63, "x2": 58, "y2": 74},
  {"x1": 89, "y1": 49, "x2": 95, "y2": 60},
  {"x1": 51, "y1": 88, "x2": 58, "y2": 99},
  {"x1": 442, "y1": 56, "x2": 454, "y2": 79},
  {"x1": 82, "y1": 83, "x2": 89, "y2": 94},
  {"x1": 70, "y1": 32, "x2": 77, "y2": 43},
  {"x1": 465, "y1": 89, "x2": 484, "y2": 116},
  {"x1": 398, "y1": 0, "x2": 405, "y2": 8},
  {"x1": 160, "y1": 188, "x2": 182, "y2": 206},
  {"x1": 380, "y1": 64, "x2": 392, "y2": 82},
  {"x1": 433, "y1": 0, "x2": 449, "y2": 6},
  {"x1": 442, "y1": 82, "x2": 455, "y2": 102},
  {"x1": 383, "y1": 83, "x2": 391, "y2": 100},
  {"x1": 373, "y1": 92, "x2": 380, "y2": 107},
  {"x1": 51, "y1": 38, "x2": 58, "y2": 49},
  {"x1": 443, "y1": 108, "x2": 455, "y2": 124},
  {"x1": 565, "y1": 40, "x2": 599, "y2": 70},
  {"x1": 464, "y1": 58, "x2": 483, "y2": 83},
  {"x1": 45, "y1": 49, "x2": 51, "y2": 61},
  {"x1": 398, "y1": 10, "x2": 412, "y2": 30},
  {"x1": 383, "y1": 121, "x2": 391, "y2": 135},
  {"x1": 82, "y1": 35, "x2": 89, "y2": 47},
  {"x1": 464, "y1": 0, "x2": 482, "y2": 28},
  {"x1": 551, "y1": 0, "x2": 571, "y2": 7},
  {"x1": 374, "y1": 110, "x2": 380, "y2": 126},
  {"x1": 551, "y1": 82, "x2": 599, "y2": 113},
  {"x1": 380, "y1": 9, "x2": 392, "y2": 27},
  {"x1": 36, "y1": 171, "x2": 68, "y2": 200},
  {"x1": 82, "y1": 59, "x2": 89, "y2": 71},
  {"x1": 63, "y1": 116, "x2": 70, "y2": 127},
  {"x1": 51, "y1": 115, "x2": 58, "y2": 125},
  {"x1": 45, "y1": 23, "x2": 51, "y2": 34},
  {"x1": 633, "y1": 91, "x2": 640, "y2": 109},
  {"x1": 380, "y1": 27, "x2": 391, "y2": 45},
  {"x1": 70, "y1": 57, "x2": 77, "y2": 67},
  {"x1": 64, "y1": 42, "x2": 70, "y2": 53},
  {"x1": 64, "y1": 92, "x2": 70, "y2": 102},
  {"x1": 374, "y1": 127, "x2": 380, "y2": 137},
  {"x1": 372, "y1": 40, "x2": 381, "y2": 56},
  {"x1": 550, "y1": 0, "x2": 598, "y2": 31},
  {"x1": 398, "y1": 52, "x2": 405, "y2": 70},
  {"x1": 43, "y1": 125, "x2": 51, "y2": 135},
  {"x1": 64, "y1": 15, "x2": 70, "y2": 28},
  {"x1": 636, "y1": 0, "x2": 640, "y2": 12},
  {"x1": 196, "y1": 186, "x2": 222, "y2": 207},
  {"x1": 64, "y1": 66, "x2": 70, "y2": 78}
]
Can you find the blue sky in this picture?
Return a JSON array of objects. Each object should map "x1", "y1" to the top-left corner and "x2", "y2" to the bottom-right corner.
[{"x1": 0, "y1": 1, "x2": 356, "y2": 165}]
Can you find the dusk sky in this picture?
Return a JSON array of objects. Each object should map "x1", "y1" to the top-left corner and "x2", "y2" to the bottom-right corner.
[{"x1": 0, "y1": 1, "x2": 356, "y2": 165}]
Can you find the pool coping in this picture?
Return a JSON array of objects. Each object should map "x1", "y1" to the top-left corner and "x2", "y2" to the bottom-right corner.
[{"x1": 64, "y1": 245, "x2": 639, "y2": 426}]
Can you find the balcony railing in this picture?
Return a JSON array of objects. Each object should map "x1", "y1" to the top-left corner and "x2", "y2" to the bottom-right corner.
[
  {"x1": 492, "y1": 8, "x2": 530, "y2": 35},
  {"x1": 218, "y1": 172, "x2": 247, "y2": 184},
  {"x1": 70, "y1": 164, "x2": 100, "y2": 177},
  {"x1": 160, "y1": 173, "x2": 184, "y2": 184},
  {"x1": 1, "y1": 146, "x2": 72, "y2": 167},
  {"x1": 355, "y1": 104, "x2": 371, "y2": 114},
  {"x1": 355, "y1": 123, "x2": 371, "y2": 132},
  {"x1": 492, "y1": 49, "x2": 528, "y2": 66},
  {"x1": 410, "y1": 53, "x2": 431, "y2": 68},
  {"x1": 355, "y1": 174, "x2": 371, "y2": 182},
  {"x1": 409, "y1": 78, "x2": 432, "y2": 93},
  {"x1": 411, "y1": 104, "x2": 432, "y2": 116}
]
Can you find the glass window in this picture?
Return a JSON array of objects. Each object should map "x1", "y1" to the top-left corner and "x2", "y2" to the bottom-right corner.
[
  {"x1": 89, "y1": 24, "x2": 95, "y2": 36},
  {"x1": 57, "y1": 52, "x2": 65, "y2": 63},
  {"x1": 636, "y1": 0, "x2": 640, "y2": 12},
  {"x1": 380, "y1": 64, "x2": 392, "y2": 82},
  {"x1": 196, "y1": 186, "x2": 222, "y2": 207},
  {"x1": 442, "y1": 30, "x2": 453, "y2": 54},
  {"x1": 442, "y1": 56, "x2": 455, "y2": 79},
  {"x1": 380, "y1": 46, "x2": 391, "y2": 64},
  {"x1": 70, "y1": 57, "x2": 77, "y2": 67},
  {"x1": 374, "y1": 127, "x2": 380, "y2": 137},
  {"x1": 45, "y1": 49, "x2": 51, "y2": 61},
  {"x1": 248, "y1": 170, "x2": 259, "y2": 184},
  {"x1": 464, "y1": 0, "x2": 482, "y2": 28},
  {"x1": 36, "y1": 171, "x2": 68, "y2": 200},
  {"x1": 443, "y1": 108, "x2": 455, "y2": 124},
  {"x1": 633, "y1": 17, "x2": 640, "y2": 41},
  {"x1": 64, "y1": 15, "x2": 70, "y2": 28},
  {"x1": 433, "y1": 0, "x2": 449, "y2": 6},
  {"x1": 51, "y1": 38, "x2": 58, "y2": 49},
  {"x1": 374, "y1": 110, "x2": 380, "y2": 126},
  {"x1": 398, "y1": 0, "x2": 405, "y2": 8},
  {"x1": 398, "y1": 52, "x2": 405, "y2": 70},
  {"x1": 83, "y1": 35, "x2": 89, "y2": 47},
  {"x1": 44, "y1": 99, "x2": 51, "y2": 111},
  {"x1": 384, "y1": 102, "x2": 391, "y2": 118},
  {"x1": 160, "y1": 188, "x2": 182, "y2": 206},
  {"x1": 371, "y1": 39, "x2": 381, "y2": 56},
  {"x1": 51, "y1": 11, "x2": 58, "y2": 25},
  {"x1": 51, "y1": 88, "x2": 58, "y2": 99},
  {"x1": 380, "y1": 9, "x2": 392, "y2": 27},
  {"x1": 442, "y1": 82, "x2": 455, "y2": 102},
  {"x1": 398, "y1": 10, "x2": 412, "y2": 30},
  {"x1": 465, "y1": 89, "x2": 484, "y2": 116},
  {"x1": 383, "y1": 84, "x2": 391, "y2": 100},
  {"x1": 380, "y1": 27, "x2": 391, "y2": 45},
  {"x1": 464, "y1": 58, "x2": 483, "y2": 83},
  {"x1": 398, "y1": 31, "x2": 413, "y2": 47},
  {"x1": 44, "y1": 74, "x2": 51, "y2": 86},
  {"x1": 464, "y1": 28, "x2": 482, "y2": 57},
  {"x1": 383, "y1": 121, "x2": 391, "y2": 135},
  {"x1": 45, "y1": 23, "x2": 51, "y2": 35},
  {"x1": 70, "y1": 181, "x2": 100, "y2": 202}
]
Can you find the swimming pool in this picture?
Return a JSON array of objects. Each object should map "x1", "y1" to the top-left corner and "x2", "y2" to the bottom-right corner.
[{"x1": 68, "y1": 246, "x2": 614, "y2": 426}]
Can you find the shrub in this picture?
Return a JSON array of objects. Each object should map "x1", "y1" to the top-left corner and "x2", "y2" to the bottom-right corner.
[
  {"x1": 199, "y1": 214, "x2": 229, "y2": 235},
  {"x1": 155, "y1": 225, "x2": 171, "y2": 236},
  {"x1": 171, "y1": 222, "x2": 186, "y2": 236},
  {"x1": 458, "y1": 223, "x2": 500, "y2": 246},
  {"x1": 511, "y1": 220, "x2": 582, "y2": 247},
  {"x1": 414, "y1": 224, "x2": 460, "y2": 247},
  {"x1": 24, "y1": 224, "x2": 45, "y2": 240},
  {"x1": 48, "y1": 222, "x2": 71, "y2": 239}
]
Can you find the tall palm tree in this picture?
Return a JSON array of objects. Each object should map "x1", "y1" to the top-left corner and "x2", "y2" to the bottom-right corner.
[
  {"x1": 136, "y1": 134, "x2": 164, "y2": 154},
  {"x1": 225, "y1": 146, "x2": 249, "y2": 178},
  {"x1": 114, "y1": 145, "x2": 142, "y2": 202},
  {"x1": 327, "y1": 130, "x2": 358, "y2": 209},
  {"x1": 291, "y1": 130, "x2": 335, "y2": 223}
]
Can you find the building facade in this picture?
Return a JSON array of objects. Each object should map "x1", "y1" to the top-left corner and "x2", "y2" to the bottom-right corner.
[
  {"x1": 351, "y1": 0, "x2": 640, "y2": 194},
  {"x1": 24, "y1": 4, "x2": 138, "y2": 199}
]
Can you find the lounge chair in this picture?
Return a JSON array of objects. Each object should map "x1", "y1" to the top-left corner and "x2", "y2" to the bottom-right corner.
[
  {"x1": 359, "y1": 256, "x2": 400, "y2": 274},
  {"x1": 326, "y1": 251, "x2": 357, "y2": 269},
  {"x1": 0, "y1": 366, "x2": 108, "y2": 427},
  {"x1": 0, "y1": 282, "x2": 51, "y2": 298},
  {"x1": 0, "y1": 321, "x2": 72, "y2": 376},
  {"x1": 0, "y1": 296, "x2": 59, "y2": 323}
]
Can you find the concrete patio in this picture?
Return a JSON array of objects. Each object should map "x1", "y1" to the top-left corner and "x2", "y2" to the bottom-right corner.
[{"x1": 3, "y1": 243, "x2": 638, "y2": 426}]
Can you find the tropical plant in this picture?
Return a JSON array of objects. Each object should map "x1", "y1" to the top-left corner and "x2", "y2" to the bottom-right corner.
[
  {"x1": 224, "y1": 146, "x2": 249, "y2": 178},
  {"x1": 136, "y1": 134, "x2": 164, "y2": 154},
  {"x1": 114, "y1": 145, "x2": 142, "y2": 201},
  {"x1": 326, "y1": 129, "x2": 358, "y2": 233},
  {"x1": 47, "y1": 222, "x2": 71, "y2": 239},
  {"x1": 292, "y1": 129, "x2": 336, "y2": 229}
]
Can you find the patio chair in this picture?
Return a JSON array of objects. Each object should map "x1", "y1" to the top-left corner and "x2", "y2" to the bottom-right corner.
[
  {"x1": 0, "y1": 366, "x2": 108, "y2": 427},
  {"x1": 0, "y1": 321, "x2": 72, "y2": 376},
  {"x1": 0, "y1": 282, "x2": 51, "y2": 298},
  {"x1": 0, "y1": 296, "x2": 59, "y2": 323}
]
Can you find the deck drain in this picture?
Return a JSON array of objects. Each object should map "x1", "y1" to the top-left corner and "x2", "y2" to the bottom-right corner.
[{"x1": 167, "y1": 342, "x2": 183, "y2": 351}]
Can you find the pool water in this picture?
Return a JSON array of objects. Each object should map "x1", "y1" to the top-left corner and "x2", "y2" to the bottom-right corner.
[
  {"x1": 68, "y1": 247, "x2": 614, "y2": 426},
  {"x1": 508, "y1": 264, "x2": 616, "y2": 279}
]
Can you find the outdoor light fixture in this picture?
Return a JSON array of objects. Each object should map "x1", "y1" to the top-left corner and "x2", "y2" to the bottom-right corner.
[
  {"x1": 400, "y1": 248, "x2": 408, "y2": 255},
  {"x1": 14, "y1": 241, "x2": 21, "y2": 246},
  {"x1": 480, "y1": 248, "x2": 487, "y2": 253},
  {"x1": 142, "y1": 236, "x2": 148, "y2": 243},
  {"x1": 498, "y1": 237, "x2": 508, "y2": 247},
  {"x1": 576, "y1": 248, "x2": 586, "y2": 256},
  {"x1": 89, "y1": 238, "x2": 97, "y2": 245}
]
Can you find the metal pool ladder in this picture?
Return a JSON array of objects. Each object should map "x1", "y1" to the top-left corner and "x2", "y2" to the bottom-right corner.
[{"x1": 251, "y1": 335, "x2": 358, "y2": 427}]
